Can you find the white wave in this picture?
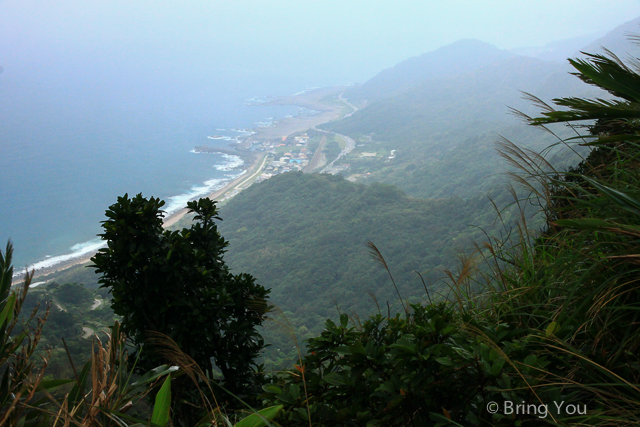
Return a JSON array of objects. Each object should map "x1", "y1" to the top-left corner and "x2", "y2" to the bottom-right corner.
[
  {"x1": 292, "y1": 87, "x2": 319, "y2": 96},
  {"x1": 164, "y1": 157, "x2": 244, "y2": 214},
  {"x1": 255, "y1": 120, "x2": 275, "y2": 128},
  {"x1": 215, "y1": 154, "x2": 244, "y2": 171},
  {"x1": 164, "y1": 177, "x2": 227, "y2": 215},
  {"x1": 244, "y1": 96, "x2": 275, "y2": 104},
  {"x1": 13, "y1": 152, "x2": 246, "y2": 278},
  {"x1": 14, "y1": 238, "x2": 107, "y2": 277},
  {"x1": 30, "y1": 281, "x2": 48, "y2": 288}
]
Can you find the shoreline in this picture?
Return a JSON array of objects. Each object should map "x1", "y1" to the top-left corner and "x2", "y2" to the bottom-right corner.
[
  {"x1": 162, "y1": 151, "x2": 266, "y2": 228},
  {"x1": 15, "y1": 86, "x2": 349, "y2": 284}
]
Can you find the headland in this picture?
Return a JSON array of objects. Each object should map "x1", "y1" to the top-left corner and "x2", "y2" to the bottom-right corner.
[{"x1": 16, "y1": 86, "x2": 353, "y2": 283}]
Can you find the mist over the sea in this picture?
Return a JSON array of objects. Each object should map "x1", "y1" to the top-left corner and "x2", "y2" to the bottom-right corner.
[
  {"x1": 2, "y1": 0, "x2": 639, "y2": 269},
  {"x1": 0, "y1": 53, "x2": 307, "y2": 269}
]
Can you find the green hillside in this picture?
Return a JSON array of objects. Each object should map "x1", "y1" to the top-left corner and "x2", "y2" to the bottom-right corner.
[
  {"x1": 5, "y1": 18, "x2": 640, "y2": 425},
  {"x1": 219, "y1": 172, "x2": 504, "y2": 325},
  {"x1": 322, "y1": 49, "x2": 599, "y2": 200},
  {"x1": 257, "y1": 48, "x2": 640, "y2": 426}
]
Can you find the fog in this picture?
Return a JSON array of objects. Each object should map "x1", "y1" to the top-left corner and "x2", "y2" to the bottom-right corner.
[
  {"x1": 2, "y1": 1, "x2": 640, "y2": 87},
  {"x1": 2, "y1": 0, "x2": 640, "y2": 268}
]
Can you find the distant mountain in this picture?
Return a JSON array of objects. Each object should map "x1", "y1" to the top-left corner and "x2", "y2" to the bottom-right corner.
[
  {"x1": 511, "y1": 32, "x2": 604, "y2": 63},
  {"x1": 512, "y1": 18, "x2": 640, "y2": 103},
  {"x1": 322, "y1": 52, "x2": 584, "y2": 199},
  {"x1": 506, "y1": 16, "x2": 640, "y2": 65},
  {"x1": 580, "y1": 16, "x2": 640, "y2": 59},
  {"x1": 341, "y1": 54, "x2": 566, "y2": 134},
  {"x1": 317, "y1": 19, "x2": 640, "y2": 200},
  {"x1": 345, "y1": 39, "x2": 514, "y2": 104}
]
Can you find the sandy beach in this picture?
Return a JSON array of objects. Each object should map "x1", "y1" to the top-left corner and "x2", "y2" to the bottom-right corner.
[{"x1": 15, "y1": 86, "x2": 349, "y2": 283}]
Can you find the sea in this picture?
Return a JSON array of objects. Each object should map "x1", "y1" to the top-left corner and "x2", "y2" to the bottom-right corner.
[{"x1": 0, "y1": 66, "x2": 315, "y2": 274}]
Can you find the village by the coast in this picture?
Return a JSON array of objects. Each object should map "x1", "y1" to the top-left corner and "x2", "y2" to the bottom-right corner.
[{"x1": 254, "y1": 133, "x2": 312, "y2": 180}]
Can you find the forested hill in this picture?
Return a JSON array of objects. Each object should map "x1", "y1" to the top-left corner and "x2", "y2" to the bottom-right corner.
[
  {"x1": 345, "y1": 39, "x2": 514, "y2": 104},
  {"x1": 579, "y1": 16, "x2": 640, "y2": 59},
  {"x1": 321, "y1": 53, "x2": 582, "y2": 199},
  {"x1": 218, "y1": 172, "x2": 504, "y2": 332},
  {"x1": 318, "y1": 32, "x2": 631, "y2": 199},
  {"x1": 330, "y1": 54, "x2": 567, "y2": 140}
]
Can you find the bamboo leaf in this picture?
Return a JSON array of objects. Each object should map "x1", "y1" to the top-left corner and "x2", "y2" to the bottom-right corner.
[
  {"x1": 36, "y1": 379, "x2": 76, "y2": 391},
  {"x1": 128, "y1": 365, "x2": 178, "y2": 391},
  {"x1": 583, "y1": 176, "x2": 640, "y2": 215},
  {"x1": 234, "y1": 405, "x2": 283, "y2": 427},
  {"x1": 0, "y1": 293, "x2": 16, "y2": 327},
  {"x1": 150, "y1": 375, "x2": 171, "y2": 427},
  {"x1": 554, "y1": 218, "x2": 615, "y2": 231}
]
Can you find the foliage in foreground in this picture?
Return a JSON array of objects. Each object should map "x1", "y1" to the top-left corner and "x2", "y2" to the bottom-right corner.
[
  {"x1": 91, "y1": 195, "x2": 271, "y2": 403},
  {"x1": 4, "y1": 45, "x2": 640, "y2": 427},
  {"x1": 1, "y1": 245, "x2": 282, "y2": 426},
  {"x1": 262, "y1": 305, "x2": 545, "y2": 426},
  {"x1": 258, "y1": 48, "x2": 640, "y2": 426}
]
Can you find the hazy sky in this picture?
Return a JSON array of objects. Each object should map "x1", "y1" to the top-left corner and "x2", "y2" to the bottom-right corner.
[
  {"x1": 2, "y1": 1, "x2": 640, "y2": 268},
  {"x1": 2, "y1": 0, "x2": 640, "y2": 86}
]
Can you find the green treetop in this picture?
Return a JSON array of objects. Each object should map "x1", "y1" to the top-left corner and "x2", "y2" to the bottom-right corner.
[{"x1": 91, "y1": 194, "x2": 271, "y2": 399}]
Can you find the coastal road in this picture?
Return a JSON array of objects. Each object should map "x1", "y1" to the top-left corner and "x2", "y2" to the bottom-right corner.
[
  {"x1": 339, "y1": 92, "x2": 359, "y2": 118},
  {"x1": 217, "y1": 152, "x2": 271, "y2": 202},
  {"x1": 308, "y1": 92, "x2": 357, "y2": 174},
  {"x1": 320, "y1": 133, "x2": 355, "y2": 174}
]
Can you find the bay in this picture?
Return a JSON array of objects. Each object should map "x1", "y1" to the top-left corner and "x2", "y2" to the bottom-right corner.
[{"x1": 0, "y1": 64, "x2": 307, "y2": 270}]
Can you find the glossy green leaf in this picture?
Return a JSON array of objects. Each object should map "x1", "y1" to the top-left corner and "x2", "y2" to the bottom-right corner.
[
  {"x1": 435, "y1": 357, "x2": 454, "y2": 366},
  {"x1": 323, "y1": 372, "x2": 349, "y2": 386},
  {"x1": 491, "y1": 358, "x2": 506, "y2": 377},
  {"x1": 151, "y1": 375, "x2": 171, "y2": 427},
  {"x1": 0, "y1": 293, "x2": 16, "y2": 327},
  {"x1": 340, "y1": 313, "x2": 349, "y2": 328},
  {"x1": 234, "y1": 405, "x2": 283, "y2": 427}
]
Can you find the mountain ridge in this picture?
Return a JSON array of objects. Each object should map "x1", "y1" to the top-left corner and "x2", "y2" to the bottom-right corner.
[{"x1": 345, "y1": 39, "x2": 514, "y2": 104}]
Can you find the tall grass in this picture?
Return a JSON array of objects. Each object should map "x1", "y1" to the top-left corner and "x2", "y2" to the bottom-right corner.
[{"x1": 453, "y1": 47, "x2": 640, "y2": 425}]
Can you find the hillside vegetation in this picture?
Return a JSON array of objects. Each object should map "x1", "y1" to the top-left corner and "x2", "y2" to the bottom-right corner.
[
  {"x1": 3, "y1": 27, "x2": 640, "y2": 425},
  {"x1": 256, "y1": 49, "x2": 640, "y2": 426},
  {"x1": 218, "y1": 172, "x2": 516, "y2": 366},
  {"x1": 321, "y1": 41, "x2": 602, "y2": 200}
]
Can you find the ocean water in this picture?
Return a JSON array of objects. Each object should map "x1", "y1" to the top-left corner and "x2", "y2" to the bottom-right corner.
[{"x1": 0, "y1": 67, "x2": 306, "y2": 272}]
